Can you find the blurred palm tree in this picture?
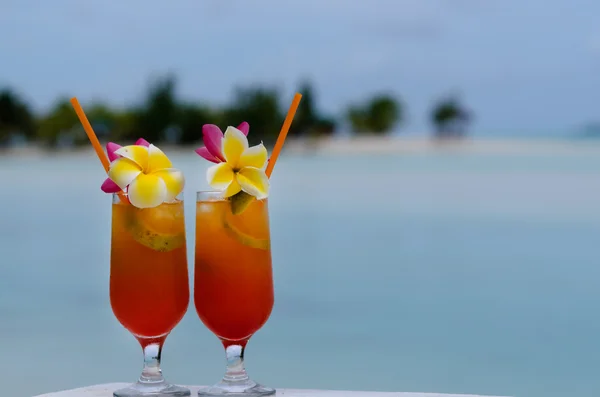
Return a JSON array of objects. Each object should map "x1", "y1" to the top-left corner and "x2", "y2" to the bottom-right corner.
[
  {"x1": 346, "y1": 94, "x2": 401, "y2": 134},
  {"x1": 177, "y1": 103, "x2": 223, "y2": 144},
  {"x1": 77, "y1": 102, "x2": 121, "y2": 144},
  {"x1": 0, "y1": 88, "x2": 35, "y2": 145},
  {"x1": 37, "y1": 98, "x2": 80, "y2": 147},
  {"x1": 224, "y1": 85, "x2": 283, "y2": 146},
  {"x1": 130, "y1": 74, "x2": 179, "y2": 142},
  {"x1": 291, "y1": 80, "x2": 337, "y2": 138},
  {"x1": 430, "y1": 96, "x2": 471, "y2": 139},
  {"x1": 347, "y1": 106, "x2": 369, "y2": 133}
]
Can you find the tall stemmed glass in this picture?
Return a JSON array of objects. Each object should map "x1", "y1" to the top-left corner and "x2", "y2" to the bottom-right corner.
[
  {"x1": 192, "y1": 94, "x2": 301, "y2": 396},
  {"x1": 69, "y1": 98, "x2": 191, "y2": 397},
  {"x1": 194, "y1": 191, "x2": 275, "y2": 396},
  {"x1": 110, "y1": 193, "x2": 190, "y2": 397}
]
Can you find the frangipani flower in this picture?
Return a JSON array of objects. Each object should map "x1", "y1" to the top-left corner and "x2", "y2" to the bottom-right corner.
[
  {"x1": 101, "y1": 138, "x2": 150, "y2": 193},
  {"x1": 202, "y1": 126, "x2": 270, "y2": 199},
  {"x1": 195, "y1": 122, "x2": 249, "y2": 163},
  {"x1": 107, "y1": 142, "x2": 185, "y2": 209}
]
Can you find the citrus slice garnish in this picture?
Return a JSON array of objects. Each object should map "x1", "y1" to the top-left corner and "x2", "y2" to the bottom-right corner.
[
  {"x1": 230, "y1": 191, "x2": 255, "y2": 215},
  {"x1": 125, "y1": 202, "x2": 185, "y2": 252},
  {"x1": 221, "y1": 210, "x2": 269, "y2": 251}
]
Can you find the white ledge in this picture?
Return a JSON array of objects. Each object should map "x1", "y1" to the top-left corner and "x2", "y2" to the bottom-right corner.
[{"x1": 33, "y1": 383, "x2": 511, "y2": 397}]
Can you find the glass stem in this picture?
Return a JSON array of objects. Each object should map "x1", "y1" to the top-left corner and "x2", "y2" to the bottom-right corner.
[
  {"x1": 223, "y1": 344, "x2": 249, "y2": 383},
  {"x1": 139, "y1": 342, "x2": 165, "y2": 384}
]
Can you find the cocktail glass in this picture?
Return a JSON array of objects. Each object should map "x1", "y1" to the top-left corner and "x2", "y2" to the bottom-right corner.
[
  {"x1": 110, "y1": 193, "x2": 191, "y2": 397},
  {"x1": 194, "y1": 191, "x2": 275, "y2": 396}
]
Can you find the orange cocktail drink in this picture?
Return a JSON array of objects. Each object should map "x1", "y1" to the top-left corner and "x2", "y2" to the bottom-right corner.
[
  {"x1": 73, "y1": 97, "x2": 191, "y2": 396},
  {"x1": 110, "y1": 196, "x2": 189, "y2": 339},
  {"x1": 95, "y1": 136, "x2": 191, "y2": 397},
  {"x1": 193, "y1": 94, "x2": 300, "y2": 396},
  {"x1": 193, "y1": 122, "x2": 278, "y2": 396},
  {"x1": 194, "y1": 194, "x2": 273, "y2": 343}
]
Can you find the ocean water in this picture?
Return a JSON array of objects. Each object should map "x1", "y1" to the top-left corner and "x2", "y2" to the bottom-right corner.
[{"x1": 1, "y1": 147, "x2": 600, "y2": 397}]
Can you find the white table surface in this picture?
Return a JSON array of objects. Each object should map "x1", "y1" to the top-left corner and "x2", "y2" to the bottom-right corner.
[{"x1": 34, "y1": 383, "x2": 511, "y2": 397}]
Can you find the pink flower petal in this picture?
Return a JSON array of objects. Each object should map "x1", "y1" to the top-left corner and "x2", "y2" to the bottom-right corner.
[
  {"x1": 202, "y1": 124, "x2": 225, "y2": 161},
  {"x1": 237, "y1": 122, "x2": 250, "y2": 136},
  {"x1": 106, "y1": 142, "x2": 122, "y2": 162},
  {"x1": 195, "y1": 146, "x2": 221, "y2": 163},
  {"x1": 101, "y1": 178, "x2": 122, "y2": 193},
  {"x1": 135, "y1": 138, "x2": 150, "y2": 147}
]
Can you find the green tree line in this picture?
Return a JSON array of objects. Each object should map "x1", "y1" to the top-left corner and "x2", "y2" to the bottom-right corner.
[{"x1": 0, "y1": 75, "x2": 470, "y2": 148}]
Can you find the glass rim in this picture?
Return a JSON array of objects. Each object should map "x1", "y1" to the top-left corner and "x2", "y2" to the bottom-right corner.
[
  {"x1": 112, "y1": 191, "x2": 184, "y2": 204},
  {"x1": 196, "y1": 190, "x2": 268, "y2": 202},
  {"x1": 196, "y1": 191, "x2": 227, "y2": 202}
]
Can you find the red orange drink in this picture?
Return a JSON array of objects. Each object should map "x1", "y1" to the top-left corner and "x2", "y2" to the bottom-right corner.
[
  {"x1": 193, "y1": 95, "x2": 300, "y2": 396},
  {"x1": 194, "y1": 192, "x2": 275, "y2": 396},
  {"x1": 108, "y1": 192, "x2": 191, "y2": 397},
  {"x1": 193, "y1": 122, "x2": 277, "y2": 396},
  {"x1": 110, "y1": 197, "x2": 189, "y2": 340},
  {"x1": 194, "y1": 195, "x2": 274, "y2": 344},
  {"x1": 71, "y1": 107, "x2": 191, "y2": 397}
]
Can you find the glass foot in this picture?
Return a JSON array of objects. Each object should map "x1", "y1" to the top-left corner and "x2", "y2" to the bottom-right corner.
[
  {"x1": 114, "y1": 382, "x2": 191, "y2": 397},
  {"x1": 198, "y1": 379, "x2": 275, "y2": 396}
]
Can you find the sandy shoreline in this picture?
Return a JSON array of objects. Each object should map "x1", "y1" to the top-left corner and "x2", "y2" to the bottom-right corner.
[
  {"x1": 284, "y1": 136, "x2": 600, "y2": 155},
  {"x1": 3, "y1": 136, "x2": 600, "y2": 158}
]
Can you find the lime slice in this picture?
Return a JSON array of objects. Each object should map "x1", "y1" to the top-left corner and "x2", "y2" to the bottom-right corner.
[
  {"x1": 125, "y1": 203, "x2": 186, "y2": 252},
  {"x1": 221, "y1": 211, "x2": 269, "y2": 251},
  {"x1": 230, "y1": 191, "x2": 255, "y2": 215}
]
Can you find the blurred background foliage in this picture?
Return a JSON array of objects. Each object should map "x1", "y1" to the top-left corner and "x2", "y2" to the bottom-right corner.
[{"x1": 0, "y1": 75, "x2": 470, "y2": 148}]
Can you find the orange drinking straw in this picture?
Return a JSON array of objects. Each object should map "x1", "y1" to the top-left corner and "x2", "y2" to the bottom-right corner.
[
  {"x1": 70, "y1": 97, "x2": 128, "y2": 202},
  {"x1": 265, "y1": 92, "x2": 302, "y2": 178}
]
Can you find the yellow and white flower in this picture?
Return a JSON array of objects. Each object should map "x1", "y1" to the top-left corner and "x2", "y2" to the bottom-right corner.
[
  {"x1": 206, "y1": 126, "x2": 270, "y2": 199},
  {"x1": 108, "y1": 144, "x2": 185, "y2": 208}
]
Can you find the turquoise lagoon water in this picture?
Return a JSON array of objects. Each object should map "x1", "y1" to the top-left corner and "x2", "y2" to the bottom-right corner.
[{"x1": 1, "y1": 146, "x2": 600, "y2": 397}]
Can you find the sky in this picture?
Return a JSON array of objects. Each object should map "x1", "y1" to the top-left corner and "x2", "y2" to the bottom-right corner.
[{"x1": 1, "y1": 0, "x2": 600, "y2": 135}]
